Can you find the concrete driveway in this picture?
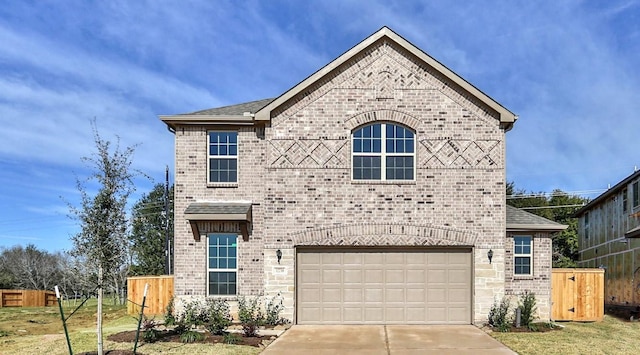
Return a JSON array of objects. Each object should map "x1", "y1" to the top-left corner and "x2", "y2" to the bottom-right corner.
[{"x1": 261, "y1": 325, "x2": 516, "y2": 354}]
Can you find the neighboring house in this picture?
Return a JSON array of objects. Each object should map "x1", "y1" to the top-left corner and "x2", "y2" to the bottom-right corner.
[
  {"x1": 160, "y1": 27, "x2": 565, "y2": 325},
  {"x1": 575, "y1": 169, "x2": 640, "y2": 310}
]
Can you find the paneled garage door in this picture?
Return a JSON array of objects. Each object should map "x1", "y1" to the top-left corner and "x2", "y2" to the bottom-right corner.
[{"x1": 296, "y1": 248, "x2": 472, "y2": 324}]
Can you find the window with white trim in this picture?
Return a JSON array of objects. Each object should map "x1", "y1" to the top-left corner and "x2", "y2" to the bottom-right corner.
[
  {"x1": 352, "y1": 122, "x2": 415, "y2": 180},
  {"x1": 207, "y1": 234, "x2": 237, "y2": 295},
  {"x1": 514, "y1": 236, "x2": 532, "y2": 275},
  {"x1": 633, "y1": 181, "x2": 639, "y2": 209},
  {"x1": 208, "y1": 132, "x2": 237, "y2": 183}
]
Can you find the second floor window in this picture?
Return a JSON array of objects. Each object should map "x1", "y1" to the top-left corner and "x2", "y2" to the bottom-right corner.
[
  {"x1": 633, "y1": 181, "x2": 639, "y2": 209},
  {"x1": 352, "y1": 123, "x2": 415, "y2": 181},
  {"x1": 208, "y1": 132, "x2": 237, "y2": 183}
]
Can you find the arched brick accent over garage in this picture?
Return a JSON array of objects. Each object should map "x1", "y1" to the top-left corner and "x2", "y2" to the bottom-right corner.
[{"x1": 291, "y1": 223, "x2": 477, "y2": 247}]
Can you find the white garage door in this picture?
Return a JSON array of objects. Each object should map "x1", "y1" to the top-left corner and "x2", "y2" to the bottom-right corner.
[{"x1": 296, "y1": 248, "x2": 472, "y2": 324}]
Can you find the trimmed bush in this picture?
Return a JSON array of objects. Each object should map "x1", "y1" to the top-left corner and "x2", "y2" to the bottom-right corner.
[
  {"x1": 518, "y1": 290, "x2": 538, "y2": 329},
  {"x1": 264, "y1": 293, "x2": 288, "y2": 326},
  {"x1": 204, "y1": 298, "x2": 232, "y2": 335},
  {"x1": 238, "y1": 296, "x2": 264, "y2": 337},
  {"x1": 488, "y1": 296, "x2": 511, "y2": 332}
]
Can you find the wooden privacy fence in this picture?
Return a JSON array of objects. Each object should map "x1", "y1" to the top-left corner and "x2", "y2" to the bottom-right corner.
[
  {"x1": 0, "y1": 289, "x2": 57, "y2": 307},
  {"x1": 127, "y1": 275, "x2": 174, "y2": 315},
  {"x1": 552, "y1": 268, "x2": 604, "y2": 321}
]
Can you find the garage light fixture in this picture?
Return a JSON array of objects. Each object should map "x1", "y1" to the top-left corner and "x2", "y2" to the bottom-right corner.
[
  {"x1": 487, "y1": 249, "x2": 494, "y2": 264},
  {"x1": 276, "y1": 249, "x2": 282, "y2": 264}
]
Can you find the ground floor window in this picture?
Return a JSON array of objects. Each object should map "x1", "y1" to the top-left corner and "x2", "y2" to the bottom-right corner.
[
  {"x1": 514, "y1": 235, "x2": 532, "y2": 275},
  {"x1": 207, "y1": 234, "x2": 237, "y2": 295}
]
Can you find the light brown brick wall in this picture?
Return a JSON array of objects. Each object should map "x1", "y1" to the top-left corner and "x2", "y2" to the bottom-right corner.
[
  {"x1": 171, "y1": 39, "x2": 509, "y2": 324},
  {"x1": 505, "y1": 232, "x2": 553, "y2": 320}
]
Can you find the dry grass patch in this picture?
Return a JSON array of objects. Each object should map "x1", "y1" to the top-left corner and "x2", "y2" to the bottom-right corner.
[
  {"x1": 0, "y1": 300, "x2": 261, "y2": 355},
  {"x1": 491, "y1": 316, "x2": 640, "y2": 355}
]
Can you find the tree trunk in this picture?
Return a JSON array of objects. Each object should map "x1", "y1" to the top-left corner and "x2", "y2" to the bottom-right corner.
[{"x1": 97, "y1": 265, "x2": 103, "y2": 355}]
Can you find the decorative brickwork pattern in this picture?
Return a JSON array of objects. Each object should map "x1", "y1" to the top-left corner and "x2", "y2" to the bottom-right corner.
[
  {"x1": 419, "y1": 138, "x2": 501, "y2": 168},
  {"x1": 291, "y1": 223, "x2": 477, "y2": 246},
  {"x1": 268, "y1": 139, "x2": 348, "y2": 168}
]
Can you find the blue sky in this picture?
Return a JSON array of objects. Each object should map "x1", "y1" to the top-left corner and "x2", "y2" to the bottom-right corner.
[{"x1": 1, "y1": 0, "x2": 639, "y2": 253}]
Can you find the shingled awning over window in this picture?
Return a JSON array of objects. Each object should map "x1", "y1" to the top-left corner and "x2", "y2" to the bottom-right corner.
[{"x1": 184, "y1": 202, "x2": 252, "y2": 241}]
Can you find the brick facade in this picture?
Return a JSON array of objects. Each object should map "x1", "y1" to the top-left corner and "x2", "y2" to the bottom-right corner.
[
  {"x1": 505, "y1": 233, "x2": 553, "y2": 319},
  {"x1": 164, "y1": 28, "x2": 553, "y2": 325}
]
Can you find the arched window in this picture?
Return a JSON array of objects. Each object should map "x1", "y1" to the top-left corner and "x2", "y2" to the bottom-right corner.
[{"x1": 352, "y1": 122, "x2": 415, "y2": 180}]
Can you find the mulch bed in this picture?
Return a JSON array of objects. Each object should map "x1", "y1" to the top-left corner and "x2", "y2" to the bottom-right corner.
[
  {"x1": 107, "y1": 329, "x2": 268, "y2": 347},
  {"x1": 486, "y1": 322, "x2": 562, "y2": 333}
]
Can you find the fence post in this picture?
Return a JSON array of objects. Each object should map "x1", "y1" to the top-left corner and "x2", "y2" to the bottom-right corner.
[
  {"x1": 55, "y1": 286, "x2": 73, "y2": 355},
  {"x1": 133, "y1": 283, "x2": 149, "y2": 354}
]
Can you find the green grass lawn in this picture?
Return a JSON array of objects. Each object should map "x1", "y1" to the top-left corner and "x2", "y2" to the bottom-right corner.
[
  {"x1": 0, "y1": 299, "x2": 261, "y2": 355},
  {"x1": 491, "y1": 315, "x2": 640, "y2": 355}
]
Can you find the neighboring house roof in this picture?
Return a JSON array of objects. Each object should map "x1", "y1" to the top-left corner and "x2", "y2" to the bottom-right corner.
[
  {"x1": 160, "y1": 26, "x2": 517, "y2": 131},
  {"x1": 574, "y1": 169, "x2": 640, "y2": 217},
  {"x1": 506, "y1": 205, "x2": 568, "y2": 232}
]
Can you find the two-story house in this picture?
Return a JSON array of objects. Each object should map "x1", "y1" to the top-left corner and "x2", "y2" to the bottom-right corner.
[
  {"x1": 160, "y1": 27, "x2": 565, "y2": 325},
  {"x1": 575, "y1": 169, "x2": 640, "y2": 312}
]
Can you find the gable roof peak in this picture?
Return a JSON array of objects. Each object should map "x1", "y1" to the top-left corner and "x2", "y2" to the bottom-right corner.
[{"x1": 254, "y1": 26, "x2": 517, "y2": 129}]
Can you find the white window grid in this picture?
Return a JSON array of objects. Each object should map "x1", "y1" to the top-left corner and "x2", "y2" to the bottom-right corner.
[
  {"x1": 514, "y1": 235, "x2": 533, "y2": 276},
  {"x1": 206, "y1": 233, "x2": 238, "y2": 296},
  {"x1": 207, "y1": 131, "x2": 238, "y2": 184},
  {"x1": 351, "y1": 122, "x2": 416, "y2": 181}
]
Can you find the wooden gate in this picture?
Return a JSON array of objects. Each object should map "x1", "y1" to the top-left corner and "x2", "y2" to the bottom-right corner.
[{"x1": 551, "y1": 268, "x2": 604, "y2": 321}]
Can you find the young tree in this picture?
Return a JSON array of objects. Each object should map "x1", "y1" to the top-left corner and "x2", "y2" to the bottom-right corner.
[
  {"x1": 68, "y1": 124, "x2": 140, "y2": 355},
  {"x1": 130, "y1": 183, "x2": 174, "y2": 276}
]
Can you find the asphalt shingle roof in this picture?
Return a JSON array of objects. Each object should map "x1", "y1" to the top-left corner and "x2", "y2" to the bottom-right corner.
[
  {"x1": 184, "y1": 202, "x2": 251, "y2": 215},
  {"x1": 187, "y1": 98, "x2": 275, "y2": 116},
  {"x1": 506, "y1": 205, "x2": 567, "y2": 231}
]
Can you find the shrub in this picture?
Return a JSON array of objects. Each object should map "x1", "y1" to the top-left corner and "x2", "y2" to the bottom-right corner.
[
  {"x1": 181, "y1": 299, "x2": 209, "y2": 329},
  {"x1": 141, "y1": 317, "x2": 160, "y2": 343},
  {"x1": 169, "y1": 299, "x2": 209, "y2": 335},
  {"x1": 264, "y1": 293, "x2": 287, "y2": 326},
  {"x1": 223, "y1": 332, "x2": 241, "y2": 345},
  {"x1": 488, "y1": 296, "x2": 511, "y2": 332},
  {"x1": 518, "y1": 290, "x2": 538, "y2": 328},
  {"x1": 238, "y1": 296, "x2": 264, "y2": 337},
  {"x1": 204, "y1": 298, "x2": 233, "y2": 335},
  {"x1": 164, "y1": 296, "x2": 176, "y2": 327},
  {"x1": 180, "y1": 330, "x2": 204, "y2": 343}
]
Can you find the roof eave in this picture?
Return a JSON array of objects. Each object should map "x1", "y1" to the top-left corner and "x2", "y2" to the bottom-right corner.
[
  {"x1": 160, "y1": 114, "x2": 256, "y2": 130},
  {"x1": 507, "y1": 224, "x2": 568, "y2": 232},
  {"x1": 254, "y1": 26, "x2": 517, "y2": 126}
]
